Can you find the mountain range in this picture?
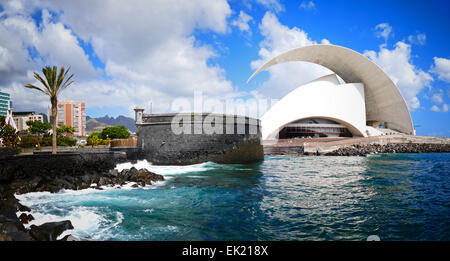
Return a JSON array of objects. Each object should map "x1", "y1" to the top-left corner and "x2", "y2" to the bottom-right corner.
[{"x1": 86, "y1": 115, "x2": 137, "y2": 134}]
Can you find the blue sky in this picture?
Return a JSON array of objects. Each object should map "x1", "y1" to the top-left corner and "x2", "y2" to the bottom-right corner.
[{"x1": 0, "y1": 0, "x2": 449, "y2": 136}]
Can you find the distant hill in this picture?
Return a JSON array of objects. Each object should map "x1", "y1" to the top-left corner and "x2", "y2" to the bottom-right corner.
[
  {"x1": 86, "y1": 117, "x2": 111, "y2": 135},
  {"x1": 86, "y1": 115, "x2": 137, "y2": 133}
]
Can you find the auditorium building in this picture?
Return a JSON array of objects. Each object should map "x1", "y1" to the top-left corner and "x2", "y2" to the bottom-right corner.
[{"x1": 248, "y1": 44, "x2": 415, "y2": 140}]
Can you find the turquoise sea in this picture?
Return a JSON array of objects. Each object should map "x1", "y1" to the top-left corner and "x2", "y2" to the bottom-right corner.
[{"x1": 16, "y1": 153, "x2": 450, "y2": 241}]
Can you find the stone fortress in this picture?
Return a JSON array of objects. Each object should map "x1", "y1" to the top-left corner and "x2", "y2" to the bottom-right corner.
[{"x1": 134, "y1": 107, "x2": 264, "y2": 165}]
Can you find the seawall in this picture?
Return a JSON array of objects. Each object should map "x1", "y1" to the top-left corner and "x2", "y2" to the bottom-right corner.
[{"x1": 0, "y1": 151, "x2": 127, "y2": 185}]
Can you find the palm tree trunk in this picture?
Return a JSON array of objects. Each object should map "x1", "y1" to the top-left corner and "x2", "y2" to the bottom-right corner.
[{"x1": 51, "y1": 98, "x2": 57, "y2": 155}]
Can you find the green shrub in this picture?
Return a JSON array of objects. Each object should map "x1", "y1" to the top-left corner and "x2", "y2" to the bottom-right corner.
[
  {"x1": 19, "y1": 136, "x2": 77, "y2": 147},
  {"x1": 57, "y1": 136, "x2": 77, "y2": 146},
  {"x1": 87, "y1": 134, "x2": 101, "y2": 146},
  {"x1": 101, "y1": 137, "x2": 111, "y2": 145},
  {"x1": 18, "y1": 135, "x2": 40, "y2": 148},
  {"x1": 41, "y1": 137, "x2": 52, "y2": 147}
]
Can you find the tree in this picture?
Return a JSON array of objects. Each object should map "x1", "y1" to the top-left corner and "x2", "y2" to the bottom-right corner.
[
  {"x1": 26, "y1": 120, "x2": 52, "y2": 137},
  {"x1": 57, "y1": 125, "x2": 76, "y2": 137},
  {"x1": 100, "y1": 126, "x2": 130, "y2": 139},
  {"x1": 87, "y1": 132, "x2": 102, "y2": 147},
  {"x1": 24, "y1": 66, "x2": 75, "y2": 154},
  {"x1": 0, "y1": 116, "x2": 20, "y2": 147}
]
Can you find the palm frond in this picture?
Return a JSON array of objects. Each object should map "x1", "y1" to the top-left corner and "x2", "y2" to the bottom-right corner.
[
  {"x1": 24, "y1": 84, "x2": 50, "y2": 96},
  {"x1": 43, "y1": 67, "x2": 52, "y2": 87},
  {"x1": 56, "y1": 67, "x2": 67, "y2": 90},
  {"x1": 51, "y1": 66, "x2": 57, "y2": 90},
  {"x1": 26, "y1": 65, "x2": 75, "y2": 98},
  {"x1": 43, "y1": 66, "x2": 54, "y2": 93},
  {"x1": 60, "y1": 73, "x2": 75, "y2": 92},
  {"x1": 33, "y1": 73, "x2": 52, "y2": 95}
]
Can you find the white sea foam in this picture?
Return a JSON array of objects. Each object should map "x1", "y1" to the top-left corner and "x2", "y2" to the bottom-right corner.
[
  {"x1": 12, "y1": 160, "x2": 216, "y2": 240},
  {"x1": 17, "y1": 204, "x2": 120, "y2": 240},
  {"x1": 115, "y1": 159, "x2": 214, "y2": 176},
  {"x1": 166, "y1": 225, "x2": 178, "y2": 232}
]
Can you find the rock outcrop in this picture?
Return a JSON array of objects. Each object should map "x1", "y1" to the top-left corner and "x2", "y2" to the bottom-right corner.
[
  {"x1": 5, "y1": 167, "x2": 164, "y2": 195},
  {"x1": 29, "y1": 220, "x2": 74, "y2": 241},
  {"x1": 325, "y1": 143, "x2": 450, "y2": 156},
  {"x1": 0, "y1": 151, "x2": 165, "y2": 241},
  {"x1": 0, "y1": 196, "x2": 75, "y2": 241},
  {"x1": 0, "y1": 193, "x2": 34, "y2": 241}
]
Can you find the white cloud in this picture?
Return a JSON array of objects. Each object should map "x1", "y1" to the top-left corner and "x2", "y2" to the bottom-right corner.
[
  {"x1": 299, "y1": 1, "x2": 316, "y2": 11},
  {"x1": 363, "y1": 41, "x2": 433, "y2": 110},
  {"x1": 0, "y1": 0, "x2": 236, "y2": 116},
  {"x1": 443, "y1": 104, "x2": 449, "y2": 112},
  {"x1": 250, "y1": 12, "x2": 332, "y2": 98},
  {"x1": 431, "y1": 104, "x2": 449, "y2": 112},
  {"x1": 231, "y1": 11, "x2": 253, "y2": 32},
  {"x1": 430, "y1": 57, "x2": 450, "y2": 82},
  {"x1": 408, "y1": 33, "x2": 426, "y2": 45},
  {"x1": 44, "y1": 0, "x2": 231, "y2": 63},
  {"x1": 0, "y1": 3, "x2": 99, "y2": 112},
  {"x1": 254, "y1": 0, "x2": 284, "y2": 13},
  {"x1": 431, "y1": 91, "x2": 444, "y2": 104},
  {"x1": 430, "y1": 105, "x2": 440, "y2": 112},
  {"x1": 374, "y1": 23, "x2": 393, "y2": 42}
]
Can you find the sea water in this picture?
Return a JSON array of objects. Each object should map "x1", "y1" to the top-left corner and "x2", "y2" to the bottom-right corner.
[{"x1": 15, "y1": 153, "x2": 450, "y2": 241}]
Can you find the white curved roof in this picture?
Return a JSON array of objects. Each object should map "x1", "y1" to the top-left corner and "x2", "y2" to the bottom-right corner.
[
  {"x1": 248, "y1": 44, "x2": 414, "y2": 134},
  {"x1": 261, "y1": 74, "x2": 367, "y2": 139}
]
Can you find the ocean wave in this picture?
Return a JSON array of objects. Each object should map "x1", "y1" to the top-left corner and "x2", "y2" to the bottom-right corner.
[
  {"x1": 16, "y1": 204, "x2": 122, "y2": 240},
  {"x1": 115, "y1": 159, "x2": 215, "y2": 175}
]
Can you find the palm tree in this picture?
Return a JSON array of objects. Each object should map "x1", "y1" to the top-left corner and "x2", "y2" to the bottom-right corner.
[{"x1": 24, "y1": 66, "x2": 75, "y2": 154}]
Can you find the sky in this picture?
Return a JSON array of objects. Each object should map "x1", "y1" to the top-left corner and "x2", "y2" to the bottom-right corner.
[{"x1": 0, "y1": 0, "x2": 449, "y2": 137}]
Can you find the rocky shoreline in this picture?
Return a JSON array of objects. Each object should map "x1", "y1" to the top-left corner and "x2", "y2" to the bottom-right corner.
[
  {"x1": 324, "y1": 143, "x2": 450, "y2": 156},
  {"x1": 264, "y1": 142, "x2": 450, "y2": 156},
  {"x1": 0, "y1": 153, "x2": 164, "y2": 241}
]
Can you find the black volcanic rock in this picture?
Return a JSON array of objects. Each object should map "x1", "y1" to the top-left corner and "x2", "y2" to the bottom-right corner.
[
  {"x1": 324, "y1": 143, "x2": 450, "y2": 156},
  {"x1": 19, "y1": 213, "x2": 34, "y2": 224},
  {"x1": 29, "y1": 220, "x2": 74, "y2": 241},
  {"x1": 0, "y1": 151, "x2": 165, "y2": 241},
  {"x1": 59, "y1": 234, "x2": 80, "y2": 241},
  {"x1": 0, "y1": 193, "x2": 34, "y2": 241}
]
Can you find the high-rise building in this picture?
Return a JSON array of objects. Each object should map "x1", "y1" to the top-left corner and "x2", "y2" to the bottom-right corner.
[
  {"x1": 0, "y1": 90, "x2": 12, "y2": 117},
  {"x1": 57, "y1": 100, "x2": 86, "y2": 137}
]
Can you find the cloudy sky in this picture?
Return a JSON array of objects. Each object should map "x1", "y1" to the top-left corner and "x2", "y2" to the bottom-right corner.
[{"x1": 0, "y1": 0, "x2": 449, "y2": 136}]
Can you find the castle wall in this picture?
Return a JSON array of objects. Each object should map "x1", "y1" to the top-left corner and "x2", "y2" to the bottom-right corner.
[{"x1": 136, "y1": 113, "x2": 264, "y2": 165}]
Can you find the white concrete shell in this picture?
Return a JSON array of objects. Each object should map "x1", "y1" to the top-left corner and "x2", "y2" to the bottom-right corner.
[
  {"x1": 261, "y1": 74, "x2": 367, "y2": 140},
  {"x1": 249, "y1": 44, "x2": 415, "y2": 135}
]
